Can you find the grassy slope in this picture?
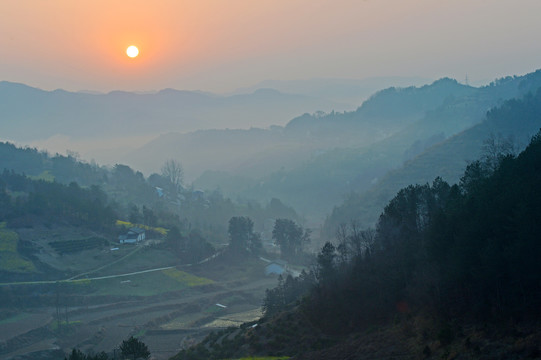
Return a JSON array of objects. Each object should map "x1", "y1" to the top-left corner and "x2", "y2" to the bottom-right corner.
[{"x1": 0, "y1": 223, "x2": 36, "y2": 273}]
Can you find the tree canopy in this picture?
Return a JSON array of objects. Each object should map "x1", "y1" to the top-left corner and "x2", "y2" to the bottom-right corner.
[
  {"x1": 228, "y1": 216, "x2": 261, "y2": 254},
  {"x1": 120, "y1": 336, "x2": 150, "y2": 360},
  {"x1": 272, "y1": 218, "x2": 310, "y2": 261}
]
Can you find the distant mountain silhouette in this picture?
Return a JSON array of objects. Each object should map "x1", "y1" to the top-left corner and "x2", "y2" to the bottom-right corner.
[
  {"x1": 0, "y1": 81, "x2": 346, "y2": 142},
  {"x1": 127, "y1": 77, "x2": 475, "y2": 180},
  {"x1": 232, "y1": 76, "x2": 432, "y2": 105}
]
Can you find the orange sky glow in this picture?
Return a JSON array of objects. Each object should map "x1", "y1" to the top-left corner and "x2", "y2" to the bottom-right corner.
[{"x1": 1, "y1": 0, "x2": 541, "y2": 92}]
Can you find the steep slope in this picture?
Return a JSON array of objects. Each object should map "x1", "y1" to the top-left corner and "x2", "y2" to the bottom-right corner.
[
  {"x1": 324, "y1": 87, "x2": 541, "y2": 234},
  {"x1": 283, "y1": 77, "x2": 474, "y2": 143},
  {"x1": 174, "y1": 125, "x2": 541, "y2": 360},
  {"x1": 233, "y1": 71, "x2": 541, "y2": 222}
]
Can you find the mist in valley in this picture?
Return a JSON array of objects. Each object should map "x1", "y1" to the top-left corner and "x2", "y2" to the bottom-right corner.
[{"x1": 2, "y1": 1, "x2": 541, "y2": 359}]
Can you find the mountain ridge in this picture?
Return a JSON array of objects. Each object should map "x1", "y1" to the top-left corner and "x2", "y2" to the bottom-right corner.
[
  {"x1": 323, "y1": 86, "x2": 541, "y2": 235},
  {"x1": 0, "y1": 80, "x2": 347, "y2": 142}
]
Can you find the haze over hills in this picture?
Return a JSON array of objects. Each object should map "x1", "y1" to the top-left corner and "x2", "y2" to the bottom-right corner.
[
  {"x1": 323, "y1": 87, "x2": 541, "y2": 236},
  {"x1": 0, "y1": 77, "x2": 434, "y2": 168},
  {"x1": 232, "y1": 76, "x2": 432, "y2": 104},
  {"x1": 127, "y1": 70, "x2": 541, "y2": 224},
  {"x1": 4, "y1": 0, "x2": 541, "y2": 358},
  {"x1": 126, "y1": 77, "x2": 474, "y2": 181},
  {"x1": 3, "y1": 69, "x2": 541, "y2": 227},
  {"x1": 3, "y1": 69, "x2": 541, "y2": 228},
  {"x1": 2, "y1": 69, "x2": 541, "y2": 360},
  {"x1": 0, "y1": 81, "x2": 348, "y2": 163}
]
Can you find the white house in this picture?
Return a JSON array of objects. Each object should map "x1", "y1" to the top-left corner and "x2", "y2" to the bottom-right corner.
[{"x1": 119, "y1": 227, "x2": 146, "y2": 244}]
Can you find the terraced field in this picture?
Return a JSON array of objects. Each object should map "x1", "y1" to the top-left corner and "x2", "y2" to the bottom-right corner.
[{"x1": 0, "y1": 248, "x2": 277, "y2": 360}]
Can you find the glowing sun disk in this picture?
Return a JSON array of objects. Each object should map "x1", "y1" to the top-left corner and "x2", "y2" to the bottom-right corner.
[{"x1": 126, "y1": 45, "x2": 139, "y2": 58}]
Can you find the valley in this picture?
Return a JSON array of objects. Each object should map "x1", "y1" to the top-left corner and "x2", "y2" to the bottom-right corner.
[
  {"x1": 0, "y1": 241, "x2": 278, "y2": 360},
  {"x1": 2, "y1": 69, "x2": 541, "y2": 359},
  {"x1": 3, "y1": 2, "x2": 541, "y2": 358}
]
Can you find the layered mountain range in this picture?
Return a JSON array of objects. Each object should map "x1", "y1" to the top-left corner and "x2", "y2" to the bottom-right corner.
[{"x1": 3, "y1": 70, "x2": 541, "y2": 228}]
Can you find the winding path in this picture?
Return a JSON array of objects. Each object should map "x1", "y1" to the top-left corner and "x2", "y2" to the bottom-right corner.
[{"x1": 0, "y1": 246, "x2": 225, "y2": 287}]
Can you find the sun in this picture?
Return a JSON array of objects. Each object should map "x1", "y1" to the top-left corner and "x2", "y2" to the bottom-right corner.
[{"x1": 126, "y1": 45, "x2": 139, "y2": 58}]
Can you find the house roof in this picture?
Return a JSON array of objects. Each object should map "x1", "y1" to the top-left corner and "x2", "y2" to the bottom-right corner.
[
  {"x1": 265, "y1": 263, "x2": 286, "y2": 275},
  {"x1": 129, "y1": 227, "x2": 145, "y2": 234}
]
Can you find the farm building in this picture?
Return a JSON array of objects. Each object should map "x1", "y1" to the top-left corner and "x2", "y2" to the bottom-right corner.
[
  {"x1": 119, "y1": 227, "x2": 146, "y2": 244},
  {"x1": 265, "y1": 260, "x2": 288, "y2": 276}
]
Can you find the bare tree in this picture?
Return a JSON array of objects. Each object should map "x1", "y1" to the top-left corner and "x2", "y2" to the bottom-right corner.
[
  {"x1": 335, "y1": 221, "x2": 375, "y2": 260},
  {"x1": 161, "y1": 159, "x2": 184, "y2": 190},
  {"x1": 481, "y1": 133, "x2": 517, "y2": 172},
  {"x1": 336, "y1": 223, "x2": 350, "y2": 264}
]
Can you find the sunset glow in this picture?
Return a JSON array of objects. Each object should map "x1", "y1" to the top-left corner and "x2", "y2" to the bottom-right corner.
[{"x1": 1, "y1": 1, "x2": 541, "y2": 93}]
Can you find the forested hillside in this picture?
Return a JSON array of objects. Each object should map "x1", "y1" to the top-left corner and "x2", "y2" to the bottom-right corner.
[
  {"x1": 187, "y1": 70, "x2": 541, "y2": 223},
  {"x1": 174, "y1": 129, "x2": 541, "y2": 360},
  {"x1": 0, "y1": 142, "x2": 301, "y2": 240},
  {"x1": 324, "y1": 86, "x2": 541, "y2": 235},
  {"x1": 0, "y1": 170, "x2": 117, "y2": 281},
  {"x1": 0, "y1": 170, "x2": 115, "y2": 231}
]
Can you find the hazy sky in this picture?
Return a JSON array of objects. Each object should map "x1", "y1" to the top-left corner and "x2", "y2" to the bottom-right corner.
[{"x1": 1, "y1": 0, "x2": 541, "y2": 93}]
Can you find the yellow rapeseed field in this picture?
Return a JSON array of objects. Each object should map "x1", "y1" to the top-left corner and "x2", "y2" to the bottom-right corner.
[{"x1": 162, "y1": 268, "x2": 214, "y2": 286}]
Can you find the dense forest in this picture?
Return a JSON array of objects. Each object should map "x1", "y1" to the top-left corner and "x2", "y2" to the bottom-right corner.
[{"x1": 173, "y1": 127, "x2": 541, "y2": 359}]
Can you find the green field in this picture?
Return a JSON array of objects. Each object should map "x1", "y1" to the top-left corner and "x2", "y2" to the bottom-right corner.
[
  {"x1": 163, "y1": 268, "x2": 214, "y2": 286},
  {"x1": 86, "y1": 268, "x2": 214, "y2": 297}
]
